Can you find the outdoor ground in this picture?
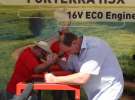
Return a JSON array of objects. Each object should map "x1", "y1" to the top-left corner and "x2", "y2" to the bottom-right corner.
[{"x1": 0, "y1": 6, "x2": 135, "y2": 99}]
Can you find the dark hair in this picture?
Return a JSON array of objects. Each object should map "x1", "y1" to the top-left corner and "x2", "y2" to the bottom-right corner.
[{"x1": 62, "y1": 32, "x2": 77, "y2": 46}]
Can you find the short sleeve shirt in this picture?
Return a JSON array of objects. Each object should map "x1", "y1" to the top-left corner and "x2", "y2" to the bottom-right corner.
[
  {"x1": 6, "y1": 47, "x2": 42, "y2": 94},
  {"x1": 66, "y1": 36, "x2": 124, "y2": 100}
]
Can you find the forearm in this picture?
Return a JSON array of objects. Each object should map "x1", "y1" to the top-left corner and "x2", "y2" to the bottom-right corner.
[
  {"x1": 54, "y1": 73, "x2": 90, "y2": 85},
  {"x1": 34, "y1": 62, "x2": 53, "y2": 73},
  {"x1": 34, "y1": 53, "x2": 63, "y2": 73}
]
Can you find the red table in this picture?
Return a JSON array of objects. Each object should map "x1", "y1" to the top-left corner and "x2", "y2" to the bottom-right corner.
[{"x1": 16, "y1": 82, "x2": 80, "y2": 100}]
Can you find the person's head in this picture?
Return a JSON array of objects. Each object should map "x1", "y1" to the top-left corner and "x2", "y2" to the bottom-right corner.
[
  {"x1": 59, "y1": 27, "x2": 69, "y2": 35},
  {"x1": 60, "y1": 32, "x2": 81, "y2": 55},
  {"x1": 32, "y1": 46, "x2": 48, "y2": 60},
  {"x1": 59, "y1": 26, "x2": 70, "y2": 41},
  {"x1": 32, "y1": 41, "x2": 49, "y2": 60}
]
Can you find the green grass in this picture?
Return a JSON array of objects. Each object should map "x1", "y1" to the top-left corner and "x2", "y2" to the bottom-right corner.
[{"x1": 0, "y1": 6, "x2": 135, "y2": 98}]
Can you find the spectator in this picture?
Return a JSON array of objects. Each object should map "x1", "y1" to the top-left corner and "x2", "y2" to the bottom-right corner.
[{"x1": 29, "y1": 12, "x2": 44, "y2": 37}]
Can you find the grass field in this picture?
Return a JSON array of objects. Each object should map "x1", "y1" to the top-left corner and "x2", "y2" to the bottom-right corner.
[{"x1": 0, "y1": 6, "x2": 135, "y2": 99}]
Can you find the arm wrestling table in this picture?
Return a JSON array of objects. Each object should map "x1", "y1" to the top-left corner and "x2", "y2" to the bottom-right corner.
[{"x1": 16, "y1": 82, "x2": 80, "y2": 100}]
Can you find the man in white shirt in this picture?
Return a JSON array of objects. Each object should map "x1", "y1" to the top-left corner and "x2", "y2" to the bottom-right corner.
[{"x1": 45, "y1": 33, "x2": 124, "y2": 100}]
